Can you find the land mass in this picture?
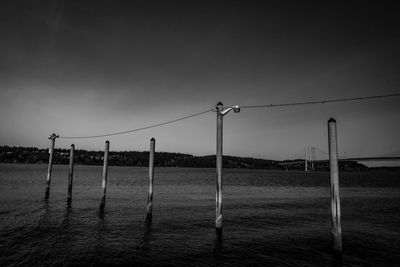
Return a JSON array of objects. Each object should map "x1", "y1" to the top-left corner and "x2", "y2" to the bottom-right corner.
[{"x1": 0, "y1": 145, "x2": 370, "y2": 171}]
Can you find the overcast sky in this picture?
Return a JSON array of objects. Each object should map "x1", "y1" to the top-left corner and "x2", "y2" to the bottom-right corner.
[{"x1": 1, "y1": 1, "x2": 399, "y2": 161}]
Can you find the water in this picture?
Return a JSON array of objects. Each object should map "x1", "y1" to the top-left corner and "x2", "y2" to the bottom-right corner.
[{"x1": 0, "y1": 164, "x2": 399, "y2": 266}]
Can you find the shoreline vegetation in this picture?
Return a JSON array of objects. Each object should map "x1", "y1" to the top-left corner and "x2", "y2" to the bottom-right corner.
[{"x1": 0, "y1": 145, "x2": 394, "y2": 172}]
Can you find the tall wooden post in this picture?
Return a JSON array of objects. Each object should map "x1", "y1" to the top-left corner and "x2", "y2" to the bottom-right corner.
[
  {"x1": 146, "y1": 138, "x2": 155, "y2": 223},
  {"x1": 45, "y1": 133, "x2": 58, "y2": 199},
  {"x1": 328, "y1": 118, "x2": 343, "y2": 261},
  {"x1": 100, "y1": 140, "x2": 110, "y2": 209},
  {"x1": 216, "y1": 102, "x2": 223, "y2": 232},
  {"x1": 67, "y1": 144, "x2": 75, "y2": 202}
]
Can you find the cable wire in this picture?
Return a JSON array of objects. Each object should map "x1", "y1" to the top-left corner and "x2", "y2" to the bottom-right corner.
[
  {"x1": 58, "y1": 92, "x2": 400, "y2": 139},
  {"x1": 240, "y1": 93, "x2": 400, "y2": 109},
  {"x1": 315, "y1": 148, "x2": 329, "y2": 155},
  {"x1": 59, "y1": 108, "x2": 214, "y2": 139}
]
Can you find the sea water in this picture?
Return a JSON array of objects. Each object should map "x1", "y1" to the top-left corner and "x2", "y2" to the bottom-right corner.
[{"x1": 0, "y1": 164, "x2": 399, "y2": 266}]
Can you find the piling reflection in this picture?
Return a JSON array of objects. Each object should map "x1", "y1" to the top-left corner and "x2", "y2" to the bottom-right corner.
[
  {"x1": 98, "y1": 206, "x2": 105, "y2": 222},
  {"x1": 214, "y1": 229, "x2": 223, "y2": 260},
  {"x1": 145, "y1": 214, "x2": 152, "y2": 224},
  {"x1": 61, "y1": 202, "x2": 72, "y2": 228},
  {"x1": 94, "y1": 205, "x2": 107, "y2": 263},
  {"x1": 66, "y1": 198, "x2": 72, "y2": 208},
  {"x1": 99, "y1": 196, "x2": 106, "y2": 211},
  {"x1": 332, "y1": 251, "x2": 343, "y2": 267},
  {"x1": 137, "y1": 220, "x2": 152, "y2": 250},
  {"x1": 38, "y1": 200, "x2": 51, "y2": 226}
]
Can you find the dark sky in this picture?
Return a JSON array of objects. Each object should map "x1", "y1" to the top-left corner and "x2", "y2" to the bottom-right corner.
[{"x1": 1, "y1": 1, "x2": 399, "y2": 162}]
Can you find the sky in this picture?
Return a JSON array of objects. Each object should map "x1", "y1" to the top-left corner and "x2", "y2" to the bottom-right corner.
[{"x1": 1, "y1": 0, "x2": 400, "y2": 162}]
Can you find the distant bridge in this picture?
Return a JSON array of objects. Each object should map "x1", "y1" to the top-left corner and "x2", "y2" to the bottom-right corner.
[
  {"x1": 340, "y1": 157, "x2": 400, "y2": 162},
  {"x1": 280, "y1": 146, "x2": 400, "y2": 170},
  {"x1": 280, "y1": 156, "x2": 400, "y2": 167}
]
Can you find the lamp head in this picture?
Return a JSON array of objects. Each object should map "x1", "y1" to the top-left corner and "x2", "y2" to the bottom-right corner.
[
  {"x1": 216, "y1": 101, "x2": 223, "y2": 111},
  {"x1": 233, "y1": 105, "x2": 240, "y2": 113},
  {"x1": 49, "y1": 133, "x2": 59, "y2": 139}
]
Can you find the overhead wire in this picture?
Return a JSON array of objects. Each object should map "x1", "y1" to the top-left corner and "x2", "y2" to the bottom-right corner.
[
  {"x1": 239, "y1": 93, "x2": 400, "y2": 109},
  {"x1": 315, "y1": 148, "x2": 329, "y2": 155},
  {"x1": 57, "y1": 92, "x2": 400, "y2": 139},
  {"x1": 59, "y1": 108, "x2": 214, "y2": 139}
]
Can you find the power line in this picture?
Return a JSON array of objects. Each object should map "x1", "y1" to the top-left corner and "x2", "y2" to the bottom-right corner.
[
  {"x1": 58, "y1": 92, "x2": 400, "y2": 139},
  {"x1": 315, "y1": 148, "x2": 329, "y2": 155},
  {"x1": 59, "y1": 108, "x2": 214, "y2": 139},
  {"x1": 240, "y1": 93, "x2": 400, "y2": 109}
]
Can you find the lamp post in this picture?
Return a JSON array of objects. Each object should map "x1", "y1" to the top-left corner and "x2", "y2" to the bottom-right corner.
[{"x1": 215, "y1": 101, "x2": 240, "y2": 232}]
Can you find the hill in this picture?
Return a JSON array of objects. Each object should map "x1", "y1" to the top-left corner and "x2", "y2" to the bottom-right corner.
[
  {"x1": 0, "y1": 145, "x2": 371, "y2": 171},
  {"x1": 0, "y1": 145, "x2": 281, "y2": 169}
]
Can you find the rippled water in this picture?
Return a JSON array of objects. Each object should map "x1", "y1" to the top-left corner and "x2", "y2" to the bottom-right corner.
[{"x1": 0, "y1": 164, "x2": 399, "y2": 266}]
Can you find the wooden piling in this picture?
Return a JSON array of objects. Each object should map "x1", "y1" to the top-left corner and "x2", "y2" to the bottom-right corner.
[
  {"x1": 45, "y1": 133, "x2": 58, "y2": 199},
  {"x1": 67, "y1": 144, "x2": 75, "y2": 202},
  {"x1": 100, "y1": 140, "x2": 110, "y2": 209},
  {"x1": 146, "y1": 138, "x2": 155, "y2": 223},
  {"x1": 216, "y1": 102, "x2": 223, "y2": 232},
  {"x1": 328, "y1": 118, "x2": 343, "y2": 261}
]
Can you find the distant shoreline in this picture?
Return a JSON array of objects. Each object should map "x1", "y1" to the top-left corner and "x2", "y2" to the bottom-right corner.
[
  {"x1": 3, "y1": 145, "x2": 396, "y2": 171},
  {"x1": 1, "y1": 162, "x2": 399, "y2": 173}
]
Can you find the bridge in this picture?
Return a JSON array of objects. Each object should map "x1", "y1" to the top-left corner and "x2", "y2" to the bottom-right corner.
[
  {"x1": 280, "y1": 147, "x2": 400, "y2": 170},
  {"x1": 339, "y1": 157, "x2": 400, "y2": 162}
]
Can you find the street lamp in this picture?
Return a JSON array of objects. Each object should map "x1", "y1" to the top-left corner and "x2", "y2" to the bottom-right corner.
[{"x1": 215, "y1": 101, "x2": 240, "y2": 233}]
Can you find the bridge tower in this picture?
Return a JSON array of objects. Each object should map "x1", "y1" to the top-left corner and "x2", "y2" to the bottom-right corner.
[
  {"x1": 305, "y1": 147, "x2": 308, "y2": 171},
  {"x1": 311, "y1": 147, "x2": 315, "y2": 171},
  {"x1": 305, "y1": 147, "x2": 316, "y2": 171}
]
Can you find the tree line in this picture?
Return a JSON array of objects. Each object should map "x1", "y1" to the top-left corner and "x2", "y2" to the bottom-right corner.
[
  {"x1": 0, "y1": 145, "x2": 282, "y2": 169},
  {"x1": 0, "y1": 145, "x2": 368, "y2": 171}
]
